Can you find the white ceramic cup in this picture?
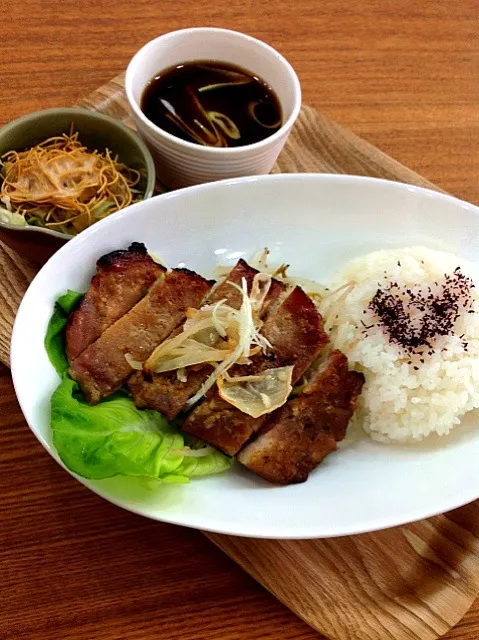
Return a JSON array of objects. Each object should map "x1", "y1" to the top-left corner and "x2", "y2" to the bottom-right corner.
[{"x1": 125, "y1": 28, "x2": 301, "y2": 189}]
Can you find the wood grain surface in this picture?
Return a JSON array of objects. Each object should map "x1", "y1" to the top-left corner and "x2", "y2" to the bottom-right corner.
[{"x1": 2, "y1": 2, "x2": 479, "y2": 639}]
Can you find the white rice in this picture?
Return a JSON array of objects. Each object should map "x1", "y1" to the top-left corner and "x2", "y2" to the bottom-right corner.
[{"x1": 321, "y1": 246, "x2": 479, "y2": 443}]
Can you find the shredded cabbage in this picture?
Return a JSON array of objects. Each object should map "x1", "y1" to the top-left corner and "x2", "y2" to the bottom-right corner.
[{"x1": 0, "y1": 205, "x2": 27, "y2": 227}]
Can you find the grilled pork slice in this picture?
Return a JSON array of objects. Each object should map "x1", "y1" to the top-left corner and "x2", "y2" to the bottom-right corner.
[
  {"x1": 127, "y1": 259, "x2": 285, "y2": 419},
  {"x1": 66, "y1": 242, "x2": 165, "y2": 361},
  {"x1": 181, "y1": 286, "x2": 329, "y2": 456},
  {"x1": 69, "y1": 269, "x2": 211, "y2": 404},
  {"x1": 237, "y1": 350, "x2": 365, "y2": 484}
]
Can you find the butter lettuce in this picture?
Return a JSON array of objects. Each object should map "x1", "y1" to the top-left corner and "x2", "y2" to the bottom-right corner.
[
  {"x1": 47, "y1": 291, "x2": 233, "y2": 483},
  {"x1": 45, "y1": 289, "x2": 83, "y2": 376},
  {"x1": 51, "y1": 377, "x2": 232, "y2": 482}
]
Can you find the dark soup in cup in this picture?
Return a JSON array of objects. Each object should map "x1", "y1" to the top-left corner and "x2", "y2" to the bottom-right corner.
[{"x1": 140, "y1": 60, "x2": 283, "y2": 148}]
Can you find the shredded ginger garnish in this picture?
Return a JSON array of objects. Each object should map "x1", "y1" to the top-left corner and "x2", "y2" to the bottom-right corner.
[
  {"x1": 214, "y1": 248, "x2": 330, "y2": 305},
  {"x1": 145, "y1": 274, "x2": 273, "y2": 406},
  {"x1": 249, "y1": 248, "x2": 331, "y2": 302},
  {"x1": 322, "y1": 281, "x2": 357, "y2": 333}
]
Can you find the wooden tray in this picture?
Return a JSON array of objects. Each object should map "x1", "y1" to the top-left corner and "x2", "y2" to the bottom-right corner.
[{"x1": 2, "y1": 73, "x2": 479, "y2": 640}]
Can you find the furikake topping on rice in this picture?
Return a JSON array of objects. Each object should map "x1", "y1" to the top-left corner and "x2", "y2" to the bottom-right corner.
[
  {"x1": 322, "y1": 247, "x2": 479, "y2": 442},
  {"x1": 368, "y1": 267, "x2": 475, "y2": 355}
]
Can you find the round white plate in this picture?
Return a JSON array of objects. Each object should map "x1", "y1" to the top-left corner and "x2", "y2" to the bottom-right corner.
[{"x1": 11, "y1": 174, "x2": 479, "y2": 539}]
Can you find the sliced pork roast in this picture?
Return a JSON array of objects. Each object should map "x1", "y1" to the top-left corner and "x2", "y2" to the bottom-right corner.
[
  {"x1": 237, "y1": 350, "x2": 365, "y2": 484},
  {"x1": 66, "y1": 249, "x2": 364, "y2": 485},
  {"x1": 181, "y1": 286, "x2": 329, "y2": 456},
  {"x1": 127, "y1": 259, "x2": 285, "y2": 419},
  {"x1": 69, "y1": 268, "x2": 212, "y2": 403},
  {"x1": 66, "y1": 243, "x2": 164, "y2": 361}
]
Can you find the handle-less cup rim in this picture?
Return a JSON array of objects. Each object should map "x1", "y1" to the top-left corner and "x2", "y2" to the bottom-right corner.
[{"x1": 125, "y1": 27, "x2": 302, "y2": 157}]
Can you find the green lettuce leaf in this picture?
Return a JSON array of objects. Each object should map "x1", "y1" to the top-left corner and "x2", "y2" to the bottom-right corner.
[
  {"x1": 44, "y1": 290, "x2": 83, "y2": 376},
  {"x1": 51, "y1": 376, "x2": 233, "y2": 483}
]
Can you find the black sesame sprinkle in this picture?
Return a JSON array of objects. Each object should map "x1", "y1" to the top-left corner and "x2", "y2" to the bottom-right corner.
[{"x1": 367, "y1": 267, "x2": 474, "y2": 356}]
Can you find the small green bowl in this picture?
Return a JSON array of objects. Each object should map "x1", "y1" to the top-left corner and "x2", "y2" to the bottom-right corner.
[{"x1": 0, "y1": 108, "x2": 156, "y2": 264}]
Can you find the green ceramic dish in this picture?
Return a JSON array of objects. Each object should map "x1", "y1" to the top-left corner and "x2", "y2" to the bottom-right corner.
[{"x1": 0, "y1": 108, "x2": 156, "y2": 263}]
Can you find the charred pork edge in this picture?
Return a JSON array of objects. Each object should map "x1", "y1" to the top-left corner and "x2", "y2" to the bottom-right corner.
[
  {"x1": 66, "y1": 248, "x2": 167, "y2": 363},
  {"x1": 69, "y1": 267, "x2": 212, "y2": 402},
  {"x1": 96, "y1": 241, "x2": 147, "y2": 268}
]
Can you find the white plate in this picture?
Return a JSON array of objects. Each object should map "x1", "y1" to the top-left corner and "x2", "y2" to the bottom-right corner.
[{"x1": 11, "y1": 174, "x2": 479, "y2": 539}]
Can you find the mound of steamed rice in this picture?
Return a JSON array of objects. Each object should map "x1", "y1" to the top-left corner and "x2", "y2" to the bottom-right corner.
[{"x1": 321, "y1": 246, "x2": 479, "y2": 443}]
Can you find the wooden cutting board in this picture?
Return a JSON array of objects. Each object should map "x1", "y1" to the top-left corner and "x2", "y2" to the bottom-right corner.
[{"x1": 1, "y1": 73, "x2": 479, "y2": 640}]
